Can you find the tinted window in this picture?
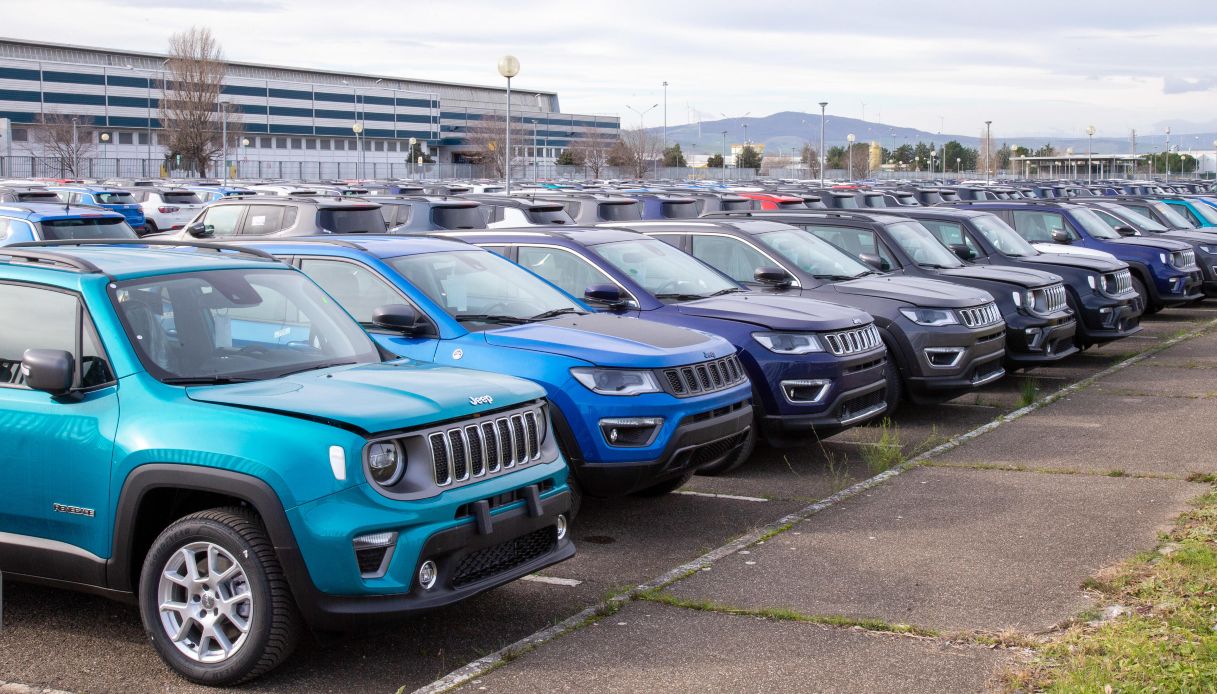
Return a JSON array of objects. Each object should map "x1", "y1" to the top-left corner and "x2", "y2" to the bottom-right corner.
[
  {"x1": 1010, "y1": 211, "x2": 1079, "y2": 243},
  {"x1": 18, "y1": 191, "x2": 61, "y2": 202},
  {"x1": 832, "y1": 195, "x2": 859, "y2": 209},
  {"x1": 721, "y1": 199, "x2": 753, "y2": 211},
  {"x1": 595, "y1": 238, "x2": 738, "y2": 299},
  {"x1": 317, "y1": 208, "x2": 387, "y2": 234},
  {"x1": 886, "y1": 221, "x2": 965, "y2": 267},
  {"x1": 94, "y1": 192, "x2": 136, "y2": 205},
  {"x1": 690, "y1": 234, "x2": 773, "y2": 283},
  {"x1": 598, "y1": 202, "x2": 641, "y2": 221},
  {"x1": 517, "y1": 245, "x2": 617, "y2": 298},
  {"x1": 918, "y1": 219, "x2": 981, "y2": 257},
  {"x1": 240, "y1": 205, "x2": 289, "y2": 236},
  {"x1": 161, "y1": 192, "x2": 202, "y2": 205},
  {"x1": 660, "y1": 201, "x2": 697, "y2": 219},
  {"x1": 38, "y1": 217, "x2": 138, "y2": 240},
  {"x1": 801, "y1": 224, "x2": 899, "y2": 269},
  {"x1": 431, "y1": 206, "x2": 485, "y2": 229},
  {"x1": 200, "y1": 205, "x2": 245, "y2": 237},
  {"x1": 527, "y1": 208, "x2": 573, "y2": 224},
  {"x1": 299, "y1": 259, "x2": 406, "y2": 324},
  {"x1": 0, "y1": 284, "x2": 76, "y2": 387}
]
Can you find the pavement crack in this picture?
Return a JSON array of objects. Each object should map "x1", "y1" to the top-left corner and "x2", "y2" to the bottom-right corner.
[{"x1": 923, "y1": 461, "x2": 1203, "y2": 482}]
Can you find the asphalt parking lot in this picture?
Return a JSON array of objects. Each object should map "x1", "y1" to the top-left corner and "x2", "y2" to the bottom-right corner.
[{"x1": 3, "y1": 305, "x2": 1216, "y2": 693}]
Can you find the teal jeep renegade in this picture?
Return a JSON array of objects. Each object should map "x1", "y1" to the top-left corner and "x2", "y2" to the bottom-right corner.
[{"x1": 0, "y1": 240, "x2": 574, "y2": 685}]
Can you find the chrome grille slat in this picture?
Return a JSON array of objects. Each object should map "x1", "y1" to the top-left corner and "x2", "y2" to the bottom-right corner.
[
  {"x1": 660, "y1": 354, "x2": 748, "y2": 398},
  {"x1": 821, "y1": 324, "x2": 881, "y2": 356},
  {"x1": 959, "y1": 302, "x2": 1002, "y2": 328},
  {"x1": 398, "y1": 405, "x2": 551, "y2": 489}
]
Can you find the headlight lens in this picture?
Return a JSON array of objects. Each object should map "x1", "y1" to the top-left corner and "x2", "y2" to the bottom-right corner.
[
  {"x1": 753, "y1": 332, "x2": 824, "y2": 354},
  {"x1": 570, "y1": 367, "x2": 661, "y2": 395},
  {"x1": 367, "y1": 441, "x2": 404, "y2": 486},
  {"x1": 899, "y1": 307, "x2": 959, "y2": 326}
]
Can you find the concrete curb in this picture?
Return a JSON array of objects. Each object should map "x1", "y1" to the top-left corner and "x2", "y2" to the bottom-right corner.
[{"x1": 410, "y1": 317, "x2": 1217, "y2": 694}]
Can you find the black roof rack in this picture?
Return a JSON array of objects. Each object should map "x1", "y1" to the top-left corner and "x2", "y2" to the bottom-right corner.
[
  {"x1": 227, "y1": 237, "x2": 369, "y2": 251},
  {"x1": 9, "y1": 238, "x2": 277, "y2": 261},
  {"x1": 0, "y1": 247, "x2": 105, "y2": 274}
]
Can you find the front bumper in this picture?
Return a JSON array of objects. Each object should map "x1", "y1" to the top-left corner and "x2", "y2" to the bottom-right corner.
[
  {"x1": 1157, "y1": 269, "x2": 1204, "y2": 306},
  {"x1": 1076, "y1": 291, "x2": 1142, "y2": 344},
  {"x1": 748, "y1": 346, "x2": 889, "y2": 442},
  {"x1": 896, "y1": 322, "x2": 1007, "y2": 400},
  {"x1": 1004, "y1": 312, "x2": 1079, "y2": 365}
]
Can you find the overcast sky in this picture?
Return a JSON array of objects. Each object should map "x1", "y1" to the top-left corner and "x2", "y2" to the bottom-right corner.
[{"x1": 6, "y1": 0, "x2": 1216, "y2": 140}]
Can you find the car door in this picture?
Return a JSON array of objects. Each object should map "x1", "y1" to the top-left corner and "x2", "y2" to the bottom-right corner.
[
  {"x1": 0, "y1": 281, "x2": 118, "y2": 563},
  {"x1": 195, "y1": 203, "x2": 247, "y2": 238},
  {"x1": 297, "y1": 257, "x2": 440, "y2": 361},
  {"x1": 514, "y1": 244, "x2": 638, "y2": 310}
]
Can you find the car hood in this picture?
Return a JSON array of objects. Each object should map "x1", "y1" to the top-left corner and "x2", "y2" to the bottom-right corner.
[
  {"x1": 933, "y1": 264, "x2": 1061, "y2": 289},
  {"x1": 828, "y1": 275, "x2": 992, "y2": 308},
  {"x1": 1111, "y1": 236, "x2": 1192, "y2": 252},
  {"x1": 1018, "y1": 253, "x2": 1125, "y2": 273},
  {"x1": 1032, "y1": 243, "x2": 1120, "y2": 262},
  {"x1": 185, "y1": 361, "x2": 545, "y2": 435},
  {"x1": 672, "y1": 292, "x2": 870, "y2": 331},
  {"x1": 483, "y1": 313, "x2": 732, "y2": 368}
]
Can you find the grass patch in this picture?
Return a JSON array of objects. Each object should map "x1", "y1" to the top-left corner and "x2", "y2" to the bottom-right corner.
[
  {"x1": 1002, "y1": 489, "x2": 1217, "y2": 693},
  {"x1": 1019, "y1": 377, "x2": 1041, "y2": 408},
  {"x1": 859, "y1": 418, "x2": 905, "y2": 475},
  {"x1": 1106, "y1": 469, "x2": 1126, "y2": 478}
]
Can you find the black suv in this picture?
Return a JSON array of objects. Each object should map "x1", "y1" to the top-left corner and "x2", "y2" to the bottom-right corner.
[
  {"x1": 165, "y1": 196, "x2": 387, "y2": 239},
  {"x1": 365, "y1": 195, "x2": 486, "y2": 231},
  {"x1": 0, "y1": 184, "x2": 62, "y2": 203},
  {"x1": 615, "y1": 219, "x2": 1007, "y2": 406},
  {"x1": 706, "y1": 211, "x2": 1079, "y2": 366}
]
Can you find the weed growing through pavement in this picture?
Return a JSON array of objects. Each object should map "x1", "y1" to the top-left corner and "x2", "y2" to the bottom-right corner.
[
  {"x1": 860, "y1": 418, "x2": 904, "y2": 476},
  {"x1": 1018, "y1": 377, "x2": 1041, "y2": 408}
]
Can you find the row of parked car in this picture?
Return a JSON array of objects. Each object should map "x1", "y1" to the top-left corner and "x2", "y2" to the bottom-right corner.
[{"x1": 1, "y1": 174, "x2": 1214, "y2": 685}]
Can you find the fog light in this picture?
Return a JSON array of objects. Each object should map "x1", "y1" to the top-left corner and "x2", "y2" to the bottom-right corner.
[
  {"x1": 780, "y1": 379, "x2": 831, "y2": 404},
  {"x1": 1024, "y1": 327, "x2": 1044, "y2": 350},
  {"x1": 418, "y1": 560, "x2": 438, "y2": 590},
  {"x1": 599, "y1": 417, "x2": 662, "y2": 447},
  {"x1": 556, "y1": 514, "x2": 568, "y2": 540}
]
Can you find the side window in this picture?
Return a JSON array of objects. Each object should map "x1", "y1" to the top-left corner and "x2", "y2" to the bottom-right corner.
[
  {"x1": 690, "y1": 234, "x2": 773, "y2": 283},
  {"x1": 802, "y1": 224, "x2": 897, "y2": 268},
  {"x1": 80, "y1": 315, "x2": 115, "y2": 388},
  {"x1": 1011, "y1": 211, "x2": 1075, "y2": 242},
  {"x1": 481, "y1": 245, "x2": 511, "y2": 258},
  {"x1": 299, "y1": 258, "x2": 406, "y2": 324},
  {"x1": 199, "y1": 205, "x2": 245, "y2": 237},
  {"x1": 1176, "y1": 206, "x2": 1201, "y2": 226},
  {"x1": 0, "y1": 284, "x2": 111, "y2": 389},
  {"x1": 517, "y1": 245, "x2": 615, "y2": 296},
  {"x1": 240, "y1": 205, "x2": 287, "y2": 236},
  {"x1": 918, "y1": 220, "x2": 980, "y2": 256}
]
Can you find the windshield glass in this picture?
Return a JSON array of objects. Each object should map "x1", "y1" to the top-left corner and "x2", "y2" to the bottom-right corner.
[
  {"x1": 759, "y1": 228, "x2": 873, "y2": 278},
  {"x1": 388, "y1": 249, "x2": 583, "y2": 328},
  {"x1": 1153, "y1": 201, "x2": 1201, "y2": 229},
  {"x1": 432, "y1": 206, "x2": 486, "y2": 229},
  {"x1": 112, "y1": 269, "x2": 380, "y2": 383},
  {"x1": 1104, "y1": 204, "x2": 1167, "y2": 232},
  {"x1": 595, "y1": 238, "x2": 738, "y2": 300},
  {"x1": 39, "y1": 217, "x2": 138, "y2": 240},
  {"x1": 95, "y1": 192, "x2": 136, "y2": 205},
  {"x1": 970, "y1": 214, "x2": 1038, "y2": 256},
  {"x1": 317, "y1": 207, "x2": 387, "y2": 234},
  {"x1": 886, "y1": 221, "x2": 964, "y2": 268},
  {"x1": 1071, "y1": 208, "x2": 1123, "y2": 240}
]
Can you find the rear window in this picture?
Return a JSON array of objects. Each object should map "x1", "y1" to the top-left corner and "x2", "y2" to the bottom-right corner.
[
  {"x1": 938, "y1": 191, "x2": 959, "y2": 202},
  {"x1": 161, "y1": 192, "x2": 202, "y2": 205},
  {"x1": 721, "y1": 199, "x2": 753, "y2": 211},
  {"x1": 94, "y1": 192, "x2": 136, "y2": 205},
  {"x1": 775, "y1": 199, "x2": 807, "y2": 209},
  {"x1": 863, "y1": 195, "x2": 887, "y2": 208},
  {"x1": 660, "y1": 201, "x2": 697, "y2": 219},
  {"x1": 832, "y1": 195, "x2": 859, "y2": 209},
  {"x1": 17, "y1": 191, "x2": 60, "y2": 202},
  {"x1": 317, "y1": 207, "x2": 388, "y2": 234},
  {"x1": 431, "y1": 205, "x2": 486, "y2": 229},
  {"x1": 38, "y1": 217, "x2": 137, "y2": 240},
  {"x1": 598, "y1": 202, "x2": 641, "y2": 221},
  {"x1": 528, "y1": 208, "x2": 573, "y2": 224}
]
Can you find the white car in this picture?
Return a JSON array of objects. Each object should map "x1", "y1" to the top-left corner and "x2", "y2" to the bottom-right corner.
[{"x1": 127, "y1": 188, "x2": 206, "y2": 234}]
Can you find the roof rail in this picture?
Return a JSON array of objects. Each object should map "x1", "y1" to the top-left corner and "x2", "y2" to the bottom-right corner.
[
  {"x1": 0, "y1": 247, "x2": 104, "y2": 274},
  {"x1": 229, "y1": 237, "x2": 369, "y2": 251},
  {"x1": 9, "y1": 239, "x2": 277, "y2": 261}
]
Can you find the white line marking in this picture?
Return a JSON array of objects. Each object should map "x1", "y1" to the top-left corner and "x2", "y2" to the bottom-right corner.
[
  {"x1": 673, "y1": 490, "x2": 769, "y2": 502},
  {"x1": 521, "y1": 575, "x2": 583, "y2": 587},
  {"x1": 410, "y1": 317, "x2": 1217, "y2": 694}
]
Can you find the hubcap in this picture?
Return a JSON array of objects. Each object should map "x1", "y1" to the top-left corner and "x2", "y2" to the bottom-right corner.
[{"x1": 157, "y1": 541, "x2": 254, "y2": 663}]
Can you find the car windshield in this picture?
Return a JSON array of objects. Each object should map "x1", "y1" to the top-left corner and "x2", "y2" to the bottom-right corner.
[
  {"x1": 885, "y1": 221, "x2": 964, "y2": 268},
  {"x1": 1154, "y1": 201, "x2": 1202, "y2": 228},
  {"x1": 595, "y1": 238, "x2": 739, "y2": 300},
  {"x1": 970, "y1": 214, "x2": 1038, "y2": 257},
  {"x1": 758, "y1": 228, "x2": 873, "y2": 278},
  {"x1": 317, "y1": 207, "x2": 387, "y2": 234},
  {"x1": 388, "y1": 249, "x2": 584, "y2": 328},
  {"x1": 111, "y1": 269, "x2": 380, "y2": 383},
  {"x1": 1071, "y1": 208, "x2": 1123, "y2": 240},
  {"x1": 1188, "y1": 201, "x2": 1217, "y2": 225},
  {"x1": 38, "y1": 217, "x2": 139, "y2": 240},
  {"x1": 1103, "y1": 205, "x2": 1167, "y2": 232},
  {"x1": 95, "y1": 192, "x2": 136, "y2": 205}
]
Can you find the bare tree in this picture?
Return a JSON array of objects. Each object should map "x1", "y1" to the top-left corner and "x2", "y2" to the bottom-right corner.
[
  {"x1": 28, "y1": 113, "x2": 96, "y2": 177},
  {"x1": 159, "y1": 27, "x2": 241, "y2": 176},
  {"x1": 569, "y1": 135, "x2": 611, "y2": 179},
  {"x1": 848, "y1": 142, "x2": 872, "y2": 178},
  {"x1": 462, "y1": 114, "x2": 533, "y2": 179},
  {"x1": 617, "y1": 128, "x2": 660, "y2": 178},
  {"x1": 800, "y1": 143, "x2": 821, "y2": 178}
]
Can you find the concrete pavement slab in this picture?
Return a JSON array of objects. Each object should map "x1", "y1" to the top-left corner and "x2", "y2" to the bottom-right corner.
[
  {"x1": 665, "y1": 466, "x2": 1197, "y2": 633},
  {"x1": 457, "y1": 601, "x2": 1012, "y2": 694}
]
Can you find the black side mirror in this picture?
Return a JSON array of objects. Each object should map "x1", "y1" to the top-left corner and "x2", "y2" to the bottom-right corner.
[
  {"x1": 754, "y1": 266, "x2": 793, "y2": 288},
  {"x1": 584, "y1": 284, "x2": 627, "y2": 310},
  {"x1": 858, "y1": 253, "x2": 891, "y2": 272},
  {"x1": 372, "y1": 304, "x2": 422, "y2": 336},
  {"x1": 949, "y1": 243, "x2": 976, "y2": 261},
  {"x1": 22, "y1": 349, "x2": 74, "y2": 397},
  {"x1": 186, "y1": 221, "x2": 213, "y2": 238},
  {"x1": 1050, "y1": 229, "x2": 1072, "y2": 244},
  {"x1": 1114, "y1": 225, "x2": 1138, "y2": 237}
]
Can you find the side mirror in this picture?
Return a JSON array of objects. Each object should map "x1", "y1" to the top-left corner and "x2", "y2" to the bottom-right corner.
[
  {"x1": 949, "y1": 243, "x2": 976, "y2": 261},
  {"x1": 858, "y1": 253, "x2": 891, "y2": 272},
  {"x1": 186, "y1": 221, "x2": 213, "y2": 238},
  {"x1": 584, "y1": 283, "x2": 627, "y2": 310},
  {"x1": 1050, "y1": 229, "x2": 1072, "y2": 244},
  {"x1": 1114, "y1": 225, "x2": 1138, "y2": 237},
  {"x1": 372, "y1": 304, "x2": 422, "y2": 336},
  {"x1": 753, "y1": 266, "x2": 793, "y2": 288},
  {"x1": 21, "y1": 349, "x2": 74, "y2": 397}
]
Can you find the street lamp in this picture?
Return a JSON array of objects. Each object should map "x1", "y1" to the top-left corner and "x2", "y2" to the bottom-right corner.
[
  {"x1": 721, "y1": 130, "x2": 728, "y2": 182},
  {"x1": 1065, "y1": 147, "x2": 1075, "y2": 180},
  {"x1": 929, "y1": 148, "x2": 938, "y2": 179},
  {"x1": 846, "y1": 133, "x2": 855, "y2": 180},
  {"x1": 1164, "y1": 126, "x2": 1171, "y2": 183},
  {"x1": 956, "y1": 157, "x2": 961, "y2": 174},
  {"x1": 100, "y1": 132, "x2": 110, "y2": 177},
  {"x1": 662, "y1": 80, "x2": 668, "y2": 156},
  {"x1": 351, "y1": 122, "x2": 365, "y2": 180},
  {"x1": 240, "y1": 137, "x2": 249, "y2": 176},
  {"x1": 983, "y1": 120, "x2": 992, "y2": 184},
  {"x1": 497, "y1": 55, "x2": 520, "y2": 194},
  {"x1": 408, "y1": 137, "x2": 418, "y2": 178},
  {"x1": 818, "y1": 102, "x2": 828, "y2": 186},
  {"x1": 1085, "y1": 125, "x2": 1096, "y2": 184}
]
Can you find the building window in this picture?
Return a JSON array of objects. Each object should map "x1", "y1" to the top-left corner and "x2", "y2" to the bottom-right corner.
[
  {"x1": 290, "y1": 138, "x2": 302, "y2": 149},
  {"x1": 320, "y1": 139, "x2": 331, "y2": 150},
  {"x1": 11, "y1": 128, "x2": 27, "y2": 142},
  {"x1": 276, "y1": 137, "x2": 288, "y2": 149},
  {"x1": 260, "y1": 137, "x2": 273, "y2": 148},
  {"x1": 305, "y1": 139, "x2": 316, "y2": 150},
  {"x1": 333, "y1": 139, "x2": 344, "y2": 151},
  {"x1": 137, "y1": 132, "x2": 149, "y2": 145},
  {"x1": 374, "y1": 141, "x2": 384, "y2": 151},
  {"x1": 118, "y1": 132, "x2": 134, "y2": 145}
]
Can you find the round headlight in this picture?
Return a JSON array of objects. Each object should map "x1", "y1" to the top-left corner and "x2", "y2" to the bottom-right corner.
[{"x1": 367, "y1": 441, "x2": 404, "y2": 486}]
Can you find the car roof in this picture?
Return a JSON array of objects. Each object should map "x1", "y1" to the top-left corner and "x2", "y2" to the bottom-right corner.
[
  {"x1": 436, "y1": 226, "x2": 644, "y2": 246},
  {"x1": 47, "y1": 184, "x2": 131, "y2": 193},
  {"x1": 245, "y1": 234, "x2": 474, "y2": 259},
  {"x1": 604, "y1": 220, "x2": 794, "y2": 235},
  {"x1": 880, "y1": 207, "x2": 989, "y2": 219},
  {"x1": 0, "y1": 241, "x2": 284, "y2": 280},
  {"x1": 0, "y1": 202, "x2": 127, "y2": 220}
]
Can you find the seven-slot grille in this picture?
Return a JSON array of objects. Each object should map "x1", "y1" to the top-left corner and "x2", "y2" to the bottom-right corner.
[
  {"x1": 661, "y1": 354, "x2": 747, "y2": 397},
  {"x1": 823, "y1": 324, "x2": 881, "y2": 356},
  {"x1": 1102, "y1": 269, "x2": 1134, "y2": 296},
  {"x1": 429, "y1": 408, "x2": 543, "y2": 487},
  {"x1": 1171, "y1": 249, "x2": 1197, "y2": 270},
  {"x1": 1032, "y1": 284, "x2": 1067, "y2": 314},
  {"x1": 958, "y1": 302, "x2": 1002, "y2": 328}
]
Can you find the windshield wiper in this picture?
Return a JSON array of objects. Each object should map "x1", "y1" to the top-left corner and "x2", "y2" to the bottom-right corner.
[
  {"x1": 708, "y1": 287, "x2": 744, "y2": 296},
  {"x1": 161, "y1": 376, "x2": 257, "y2": 386},
  {"x1": 278, "y1": 361, "x2": 357, "y2": 377},
  {"x1": 654, "y1": 292, "x2": 709, "y2": 301},
  {"x1": 812, "y1": 274, "x2": 862, "y2": 281},
  {"x1": 918, "y1": 263, "x2": 956, "y2": 270},
  {"x1": 530, "y1": 307, "x2": 586, "y2": 320},
  {"x1": 453, "y1": 313, "x2": 529, "y2": 324}
]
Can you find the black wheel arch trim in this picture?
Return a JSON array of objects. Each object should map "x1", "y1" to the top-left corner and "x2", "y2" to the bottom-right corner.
[{"x1": 1124, "y1": 261, "x2": 1160, "y2": 303}]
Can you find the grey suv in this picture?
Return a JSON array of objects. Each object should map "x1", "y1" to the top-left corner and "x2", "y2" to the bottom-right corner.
[{"x1": 167, "y1": 196, "x2": 387, "y2": 239}]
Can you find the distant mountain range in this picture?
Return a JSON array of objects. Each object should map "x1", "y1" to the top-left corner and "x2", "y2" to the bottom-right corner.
[{"x1": 648, "y1": 111, "x2": 1217, "y2": 157}]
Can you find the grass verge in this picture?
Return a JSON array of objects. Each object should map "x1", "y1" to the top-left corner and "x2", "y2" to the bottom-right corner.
[
  {"x1": 1003, "y1": 489, "x2": 1217, "y2": 693},
  {"x1": 860, "y1": 418, "x2": 905, "y2": 475}
]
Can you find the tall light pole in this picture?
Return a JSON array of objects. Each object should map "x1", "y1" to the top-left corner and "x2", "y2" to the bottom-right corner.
[
  {"x1": 1164, "y1": 126, "x2": 1171, "y2": 183},
  {"x1": 100, "y1": 132, "x2": 110, "y2": 178},
  {"x1": 721, "y1": 130, "x2": 728, "y2": 182},
  {"x1": 929, "y1": 148, "x2": 938, "y2": 180},
  {"x1": 351, "y1": 122, "x2": 364, "y2": 179},
  {"x1": 1065, "y1": 147, "x2": 1074, "y2": 180},
  {"x1": 956, "y1": 157, "x2": 961, "y2": 175},
  {"x1": 219, "y1": 101, "x2": 228, "y2": 184},
  {"x1": 1085, "y1": 125, "x2": 1096, "y2": 184},
  {"x1": 818, "y1": 101, "x2": 828, "y2": 186},
  {"x1": 846, "y1": 132, "x2": 855, "y2": 181},
  {"x1": 1212, "y1": 139, "x2": 1217, "y2": 178},
  {"x1": 497, "y1": 55, "x2": 520, "y2": 194},
  {"x1": 983, "y1": 120, "x2": 992, "y2": 184},
  {"x1": 662, "y1": 80, "x2": 668, "y2": 156},
  {"x1": 531, "y1": 118, "x2": 539, "y2": 181}
]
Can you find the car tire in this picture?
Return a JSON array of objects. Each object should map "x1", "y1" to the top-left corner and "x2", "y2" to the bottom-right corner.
[
  {"x1": 695, "y1": 422, "x2": 757, "y2": 476},
  {"x1": 1132, "y1": 275, "x2": 1159, "y2": 315},
  {"x1": 566, "y1": 474, "x2": 583, "y2": 520},
  {"x1": 882, "y1": 356, "x2": 903, "y2": 414},
  {"x1": 138, "y1": 507, "x2": 301, "y2": 686},
  {"x1": 631, "y1": 470, "x2": 695, "y2": 497},
  {"x1": 142, "y1": 220, "x2": 158, "y2": 237}
]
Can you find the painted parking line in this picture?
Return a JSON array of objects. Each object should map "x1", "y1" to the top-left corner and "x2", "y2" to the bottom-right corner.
[
  {"x1": 673, "y1": 490, "x2": 769, "y2": 502},
  {"x1": 521, "y1": 575, "x2": 583, "y2": 587}
]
